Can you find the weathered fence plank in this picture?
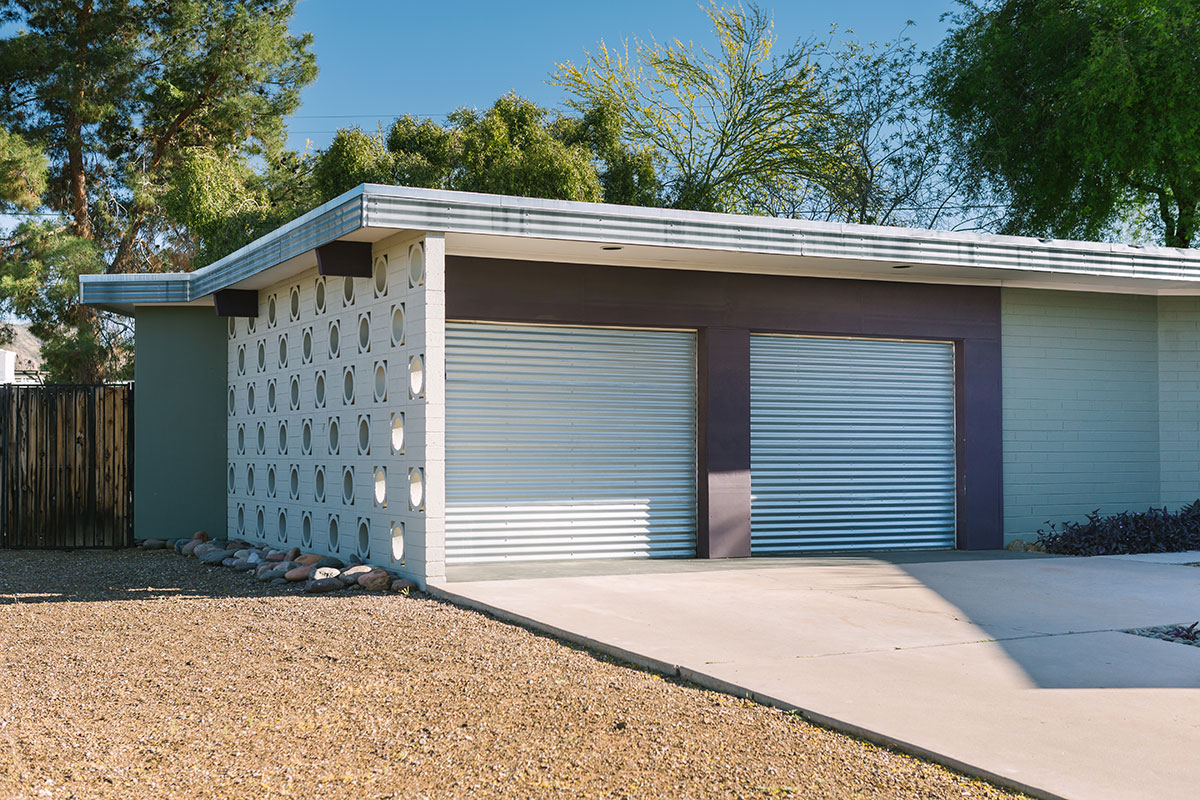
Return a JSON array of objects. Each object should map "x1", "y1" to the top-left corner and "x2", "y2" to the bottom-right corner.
[{"x1": 0, "y1": 385, "x2": 133, "y2": 549}]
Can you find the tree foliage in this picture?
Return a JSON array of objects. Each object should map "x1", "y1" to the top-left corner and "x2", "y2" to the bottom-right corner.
[
  {"x1": 0, "y1": 0, "x2": 316, "y2": 381},
  {"x1": 311, "y1": 94, "x2": 633, "y2": 206},
  {"x1": 798, "y1": 27, "x2": 957, "y2": 228},
  {"x1": 553, "y1": 2, "x2": 846, "y2": 214},
  {"x1": 927, "y1": 0, "x2": 1200, "y2": 247}
]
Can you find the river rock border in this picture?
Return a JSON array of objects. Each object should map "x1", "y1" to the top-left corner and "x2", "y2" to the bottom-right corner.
[{"x1": 138, "y1": 533, "x2": 418, "y2": 594}]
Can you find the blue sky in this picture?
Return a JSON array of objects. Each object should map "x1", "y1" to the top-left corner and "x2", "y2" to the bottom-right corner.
[{"x1": 284, "y1": 0, "x2": 959, "y2": 151}]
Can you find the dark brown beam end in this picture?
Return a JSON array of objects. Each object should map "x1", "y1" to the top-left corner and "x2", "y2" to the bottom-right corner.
[
  {"x1": 213, "y1": 289, "x2": 259, "y2": 318},
  {"x1": 316, "y1": 241, "x2": 373, "y2": 278}
]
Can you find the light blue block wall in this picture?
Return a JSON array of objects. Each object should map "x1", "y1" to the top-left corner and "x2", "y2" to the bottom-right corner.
[
  {"x1": 1001, "y1": 289, "x2": 1161, "y2": 542},
  {"x1": 1158, "y1": 297, "x2": 1200, "y2": 509}
]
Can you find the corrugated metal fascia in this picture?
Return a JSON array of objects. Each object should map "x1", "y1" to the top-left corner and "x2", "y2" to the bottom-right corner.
[
  {"x1": 79, "y1": 273, "x2": 191, "y2": 304},
  {"x1": 190, "y1": 194, "x2": 363, "y2": 297},
  {"x1": 363, "y1": 186, "x2": 1200, "y2": 283},
  {"x1": 78, "y1": 189, "x2": 366, "y2": 305}
]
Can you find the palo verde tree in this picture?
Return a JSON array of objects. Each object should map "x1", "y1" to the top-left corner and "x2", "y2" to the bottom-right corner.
[
  {"x1": 0, "y1": 0, "x2": 316, "y2": 381},
  {"x1": 927, "y1": 0, "x2": 1200, "y2": 247},
  {"x1": 552, "y1": 2, "x2": 847, "y2": 215}
]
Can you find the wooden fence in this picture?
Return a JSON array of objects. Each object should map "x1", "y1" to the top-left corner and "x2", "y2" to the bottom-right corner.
[{"x1": 0, "y1": 384, "x2": 134, "y2": 548}]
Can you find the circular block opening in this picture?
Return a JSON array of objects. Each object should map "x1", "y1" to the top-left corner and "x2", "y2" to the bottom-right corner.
[
  {"x1": 237, "y1": 425, "x2": 245, "y2": 453},
  {"x1": 278, "y1": 335, "x2": 288, "y2": 368},
  {"x1": 390, "y1": 414, "x2": 404, "y2": 453},
  {"x1": 256, "y1": 507, "x2": 265, "y2": 538},
  {"x1": 228, "y1": 318, "x2": 236, "y2": 338},
  {"x1": 289, "y1": 465, "x2": 300, "y2": 498},
  {"x1": 374, "y1": 363, "x2": 386, "y2": 401},
  {"x1": 302, "y1": 328, "x2": 313, "y2": 362},
  {"x1": 314, "y1": 467, "x2": 326, "y2": 501},
  {"x1": 289, "y1": 376, "x2": 300, "y2": 410},
  {"x1": 357, "y1": 519, "x2": 370, "y2": 557},
  {"x1": 343, "y1": 276, "x2": 355, "y2": 306},
  {"x1": 289, "y1": 286, "x2": 300, "y2": 320},
  {"x1": 328, "y1": 516, "x2": 340, "y2": 551},
  {"x1": 358, "y1": 315, "x2": 370, "y2": 351},
  {"x1": 328, "y1": 322, "x2": 340, "y2": 358},
  {"x1": 315, "y1": 372, "x2": 326, "y2": 406},
  {"x1": 302, "y1": 419, "x2": 312, "y2": 453},
  {"x1": 237, "y1": 505, "x2": 245, "y2": 533},
  {"x1": 342, "y1": 467, "x2": 355, "y2": 504},
  {"x1": 227, "y1": 386, "x2": 235, "y2": 416},
  {"x1": 246, "y1": 465, "x2": 255, "y2": 495},
  {"x1": 374, "y1": 467, "x2": 386, "y2": 506},
  {"x1": 256, "y1": 423, "x2": 266, "y2": 454},
  {"x1": 342, "y1": 368, "x2": 355, "y2": 404},
  {"x1": 267, "y1": 465, "x2": 276, "y2": 496},
  {"x1": 248, "y1": 317, "x2": 256, "y2": 334},
  {"x1": 328, "y1": 418, "x2": 339, "y2": 453},
  {"x1": 267, "y1": 380, "x2": 277, "y2": 412},
  {"x1": 315, "y1": 277, "x2": 326, "y2": 313},
  {"x1": 268, "y1": 295, "x2": 277, "y2": 326},
  {"x1": 374, "y1": 256, "x2": 388, "y2": 295},
  {"x1": 237, "y1": 345, "x2": 245, "y2": 374},
  {"x1": 391, "y1": 522, "x2": 404, "y2": 562},
  {"x1": 257, "y1": 341, "x2": 266, "y2": 372},
  {"x1": 302, "y1": 513, "x2": 312, "y2": 546},
  {"x1": 227, "y1": 465, "x2": 235, "y2": 494},
  {"x1": 278, "y1": 510, "x2": 288, "y2": 542},
  {"x1": 278, "y1": 422, "x2": 288, "y2": 454},
  {"x1": 391, "y1": 305, "x2": 405, "y2": 345},
  {"x1": 408, "y1": 356, "x2": 424, "y2": 397},
  {"x1": 409, "y1": 468, "x2": 424, "y2": 510},
  {"x1": 358, "y1": 417, "x2": 370, "y2": 454},
  {"x1": 409, "y1": 242, "x2": 425, "y2": 287},
  {"x1": 247, "y1": 384, "x2": 256, "y2": 413}
]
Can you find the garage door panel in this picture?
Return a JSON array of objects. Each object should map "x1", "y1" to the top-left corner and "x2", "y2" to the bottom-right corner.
[
  {"x1": 750, "y1": 335, "x2": 956, "y2": 553},
  {"x1": 446, "y1": 322, "x2": 697, "y2": 564}
]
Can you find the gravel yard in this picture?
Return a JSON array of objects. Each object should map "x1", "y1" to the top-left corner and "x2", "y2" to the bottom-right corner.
[{"x1": 0, "y1": 550, "x2": 1027, "y2": 800}]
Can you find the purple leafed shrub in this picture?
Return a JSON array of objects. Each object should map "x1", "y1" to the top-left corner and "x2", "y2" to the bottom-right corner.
[
  {"x1": 1035, "y1": 500, "x2": 1200, "y2": 556},
  {"x1": 1169, "y1": 622, "x2": 1200, "y2": 642}
]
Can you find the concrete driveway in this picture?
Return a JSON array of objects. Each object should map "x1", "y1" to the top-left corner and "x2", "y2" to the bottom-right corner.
[{"x1": 433, "y1": 551, "x2": 1200, "y2": 800}]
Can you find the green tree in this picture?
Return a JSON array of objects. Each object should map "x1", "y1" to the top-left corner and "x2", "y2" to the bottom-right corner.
[
  {"x1": 553, "y1": 2, "x2": 845, "y2": 214},
  {"x1": 312, "y1": 94, "x2": 632, "y2": 206},
  {"x1": 927, "y1": 0, "x2": 1200, "y2": 247},
  {"x1": 0, "y1": 0, "x2": 316, "y2": 381}
]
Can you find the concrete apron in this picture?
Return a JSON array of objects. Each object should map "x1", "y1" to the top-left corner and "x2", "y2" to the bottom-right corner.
[{"x1": 428, "y1": 551, "x2": 1200, "y2": 800}]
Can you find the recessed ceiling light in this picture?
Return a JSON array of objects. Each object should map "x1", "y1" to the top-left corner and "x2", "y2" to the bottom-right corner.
[
  {"x1": 892, "y1": 264, "x2": 911, "y2": 270},
  {"x1": 601, "y1": 245, "x2": 623, "y2": 251}
]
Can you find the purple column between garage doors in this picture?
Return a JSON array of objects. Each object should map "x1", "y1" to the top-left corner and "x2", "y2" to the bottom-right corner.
[{"x1": 445, "y1": 257, "x2": 1004, "y2": 556}]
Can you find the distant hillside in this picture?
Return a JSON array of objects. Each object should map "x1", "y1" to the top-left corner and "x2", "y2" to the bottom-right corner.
[{"x1": 3, "y1": 323, "x2": 44, "y2": 371}]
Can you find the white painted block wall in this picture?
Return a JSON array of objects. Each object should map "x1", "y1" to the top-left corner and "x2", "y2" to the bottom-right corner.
[{"x1": 225, "y1": 233, "x2": 446, "y2": 584}]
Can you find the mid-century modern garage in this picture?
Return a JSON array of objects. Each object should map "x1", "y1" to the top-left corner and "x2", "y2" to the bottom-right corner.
[{"x1": 80, "y1": 185, "x2": 1200, "y2": 586}]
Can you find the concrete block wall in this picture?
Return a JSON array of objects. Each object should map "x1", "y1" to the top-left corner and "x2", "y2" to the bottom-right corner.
[
  {"x1": 225, "y1": 233, "x2": 446, "y2": 584},
  {"x1": 1001, "y1": 289, "x2": 1161, "y2": 542},
  {"x1": 1158, "y1": 297, "x2": 1200, "y2": 509}
]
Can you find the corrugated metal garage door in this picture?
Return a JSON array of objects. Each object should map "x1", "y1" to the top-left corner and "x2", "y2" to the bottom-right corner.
[
  {"x1": 750, "y1": 335, "x2": 956, "y2": 553},
  {"x1": 445, "y1": 322, "x2": 697, "y2": 563}
]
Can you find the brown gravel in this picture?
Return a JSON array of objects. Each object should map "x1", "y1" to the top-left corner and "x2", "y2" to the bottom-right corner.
[{"x1": 0, "y1": 550, "x2": 1028, "y2": 800}]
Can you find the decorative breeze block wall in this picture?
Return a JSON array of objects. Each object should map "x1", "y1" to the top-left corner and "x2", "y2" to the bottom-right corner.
[{"x1": 226, "y1": 234, "x2": 446, "y2": 583}]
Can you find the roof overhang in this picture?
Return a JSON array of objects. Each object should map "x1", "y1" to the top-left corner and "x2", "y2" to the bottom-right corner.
[{"x1": 80, "y1": 184, "x2": 1200, "y2": 314}]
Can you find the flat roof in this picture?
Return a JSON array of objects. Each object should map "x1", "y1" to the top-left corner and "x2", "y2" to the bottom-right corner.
[{"x1": 80, "y1": 184, "x2": 1200, "y2": 312}]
